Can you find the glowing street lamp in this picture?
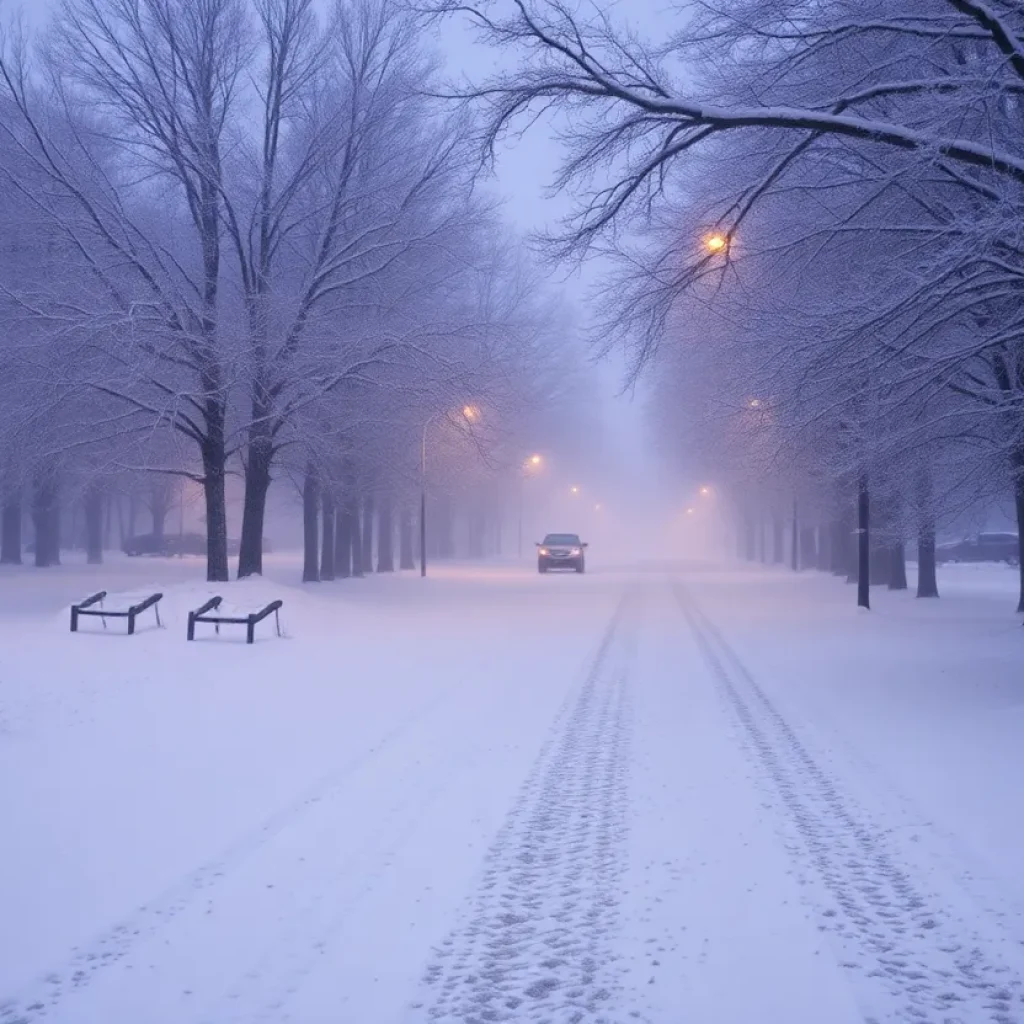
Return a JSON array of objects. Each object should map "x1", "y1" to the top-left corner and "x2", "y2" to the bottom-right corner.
[
  {"x1": 526, "y1": 453, "x2": 542, "y2": 469},
  {"x1": 462, "y1": 404, "x2": 481, "y2": 423},
  {"x1": 570, "y1": 485, "x2": 580, "y2": 495},
  {"x1": 705, "y1": 233, "x2": 728, "y2": 254},
  {"x1": 686, "y1": 507, "x2": 695, "y2": 515},
  {"x1": 699, "y1": 485, "x2": 711, "y2": 497}
]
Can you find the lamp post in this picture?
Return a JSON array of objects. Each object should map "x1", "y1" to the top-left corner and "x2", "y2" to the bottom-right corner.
[
  {"x1": 421, "y1": 405, "x2": 480, "y2": 577},
  {"x1": 420, "y1": 418, "x2": 430, "y2": 577},
  {"x1": 518, "y1": 453, "x2": 542, "y2": 558}
]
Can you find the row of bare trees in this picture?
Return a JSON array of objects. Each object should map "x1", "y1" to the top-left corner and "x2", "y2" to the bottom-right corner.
[
  {"x1": 427, "y1": 0, "x2": 1024, "y2": 610},
  {"x1": 0, "y1": 0, "x2": 595, "y2": 581}
]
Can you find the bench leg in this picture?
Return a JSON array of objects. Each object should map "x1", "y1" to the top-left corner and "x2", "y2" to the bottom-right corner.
[
  {"x1": 187, "y1": 613, "x2": 195, "y2": 641},
  {"x1": 246, "y1": 616, "x2": 255, "y2": 645},
  {"x1": 70, "y1": 607, "x2": 78, "y2": 633},
  {"x1": 128, "y1": 610, "x2": 136, "y2": 636}
]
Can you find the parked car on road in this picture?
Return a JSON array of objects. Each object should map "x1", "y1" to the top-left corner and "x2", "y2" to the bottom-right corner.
[
  {"x1": 935, "y1": 532, "x2": 1019, "y2": 565},
  {"x1": 537, "y1": 533, "x2": 587, "y2": 573}
]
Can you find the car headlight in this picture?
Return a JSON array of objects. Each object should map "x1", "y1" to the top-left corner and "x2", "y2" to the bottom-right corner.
[
  {"x1": 570, "y1": 547, "x2": 581, "y2": 555},
  {"x1": 539, "y1": 548, "x2": 548, "y2": 556}
]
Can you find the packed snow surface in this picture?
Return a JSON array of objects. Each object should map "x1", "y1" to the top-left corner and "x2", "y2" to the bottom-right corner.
[{"x1": 2, "y1": 555, "x2": 1023, "y2": 1023}]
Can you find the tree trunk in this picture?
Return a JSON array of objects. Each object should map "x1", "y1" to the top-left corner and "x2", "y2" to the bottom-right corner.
[
  {"x1": 302, "y1": 464, "x2": 319, "y2": 583},
  {"x1": 335, "y1": 497, "x2": 352, "y2": 579},
  {"x1": 757, "y1": 516, "x2": 766, "y2": 563},
  {"x1": 202, "y1": 431, "x2": 229, "y2": 582},
  {"x1": 116, "y1": 493, "x2": 126, "y2": 546},
  {"x1": 103, "y1": 491, "x2": 113, "y2": 549},
  {"x1": 772, "y1": 514, "x2": 784, "y2": 564},
  {"x1": 1, "y1": 490, "x2": 21, "y2": 565},
  {"x1": 816, "y1": 524, "x2": 830, "y2": 572},
  {"x1": 790, "y1": 499, "x2": 799, "y2": 571},
  {"x1": 399, "y1": 503, "x2": 414, "y2": 570},
  {"x1": 361, "y1": 494, "x2": 374, "y2": 572},
  {"x1": 128, "y1": 491, "x2": 139, "y2": 538},
  {"x1": 801, "y1": 525, "x2": 817, "y2": 569},
  {"x1": 857, "y1": 474, "x2": 870, "y2": 610},
  {"x1": 1015, "y1": 470, "x2": 1024, "y2": 614},
  {"x1": 844, "y1": 505, "x2": 859, "y2": 583},
  {"x1": 69, "y1": 501, "x2": 81, "y2": 552},
  {"x1": 32, "y1": 475, "x2": 59, "y2": 568},
  {"x1": 84, "y1": 483, "x2": 104, "y2": 565},
  {"x1": 744, "y1": 515, "x2": 756, "y2": 560},
  {"x1": 888, "y1": 541, "x2": 908, "y2": 591},
  {"x1": 830, "y1": 519, "x2": 846, "y2": 575},
  {"x1": 917, "y1": 519, "x2": 939, "y2": 598},
  {"x1": 320, "y1": 490, "x2": 336, "y2": 581},
  {"x1": 870, "y1": 540, "x2": 890, "y2": 587},
  {"x1": 152, "y1": 505, "x2": 167, "y2": 538},
  {"x1": 238, "y1": 436, "x2": 273, "y2": 578},
  {"x1": 349, "y1": 493, "x2": 364, "y2": 577},
  {"x1": 378, "y1": 494, "x2": 395, "y2": 572}
]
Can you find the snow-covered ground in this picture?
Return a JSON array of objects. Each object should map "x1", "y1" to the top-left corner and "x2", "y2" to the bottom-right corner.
[{"x1": 2, "y1": 555, "x2": 1023, "y2": 1023}]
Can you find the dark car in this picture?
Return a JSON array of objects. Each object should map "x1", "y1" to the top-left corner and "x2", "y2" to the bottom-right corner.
[
  {"x1": 936, "y1": 532, "x2": 1019, "y2": 566},
  {"x1": 537, "y1": 533, "x2": 587, "y2": 573},
  {"x1": 123, "y1": 532, "x2": 206, "y2": 557}
]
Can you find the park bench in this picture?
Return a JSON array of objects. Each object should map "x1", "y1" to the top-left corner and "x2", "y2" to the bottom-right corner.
[
  {"x1": 70, "y1": 590, "x2": 163, "y2": 635},
  {"x1": 187, "y1": 596, "x2": 283, "y2": 644}
]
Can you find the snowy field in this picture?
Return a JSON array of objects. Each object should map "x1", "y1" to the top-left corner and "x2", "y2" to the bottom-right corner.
[{"x1": 2, "y1": 554, "x2": 1024, "y2": 1023}]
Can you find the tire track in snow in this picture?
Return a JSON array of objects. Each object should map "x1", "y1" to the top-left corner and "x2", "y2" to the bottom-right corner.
[
  {"x1": 0, "y1": 682, "x2": 465, "y2": 1024},
  {"x1": 675, "y1": 583, "x2": 1024, "y2": 1024},
  {"x1": 416, "y1": 594, "x2": 635, "y2": 1023}
]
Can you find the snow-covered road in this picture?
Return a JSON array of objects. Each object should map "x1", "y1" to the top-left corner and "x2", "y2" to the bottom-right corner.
[{"x1": 2, "y1": 559, "x2": 1023, "y2": 1023}]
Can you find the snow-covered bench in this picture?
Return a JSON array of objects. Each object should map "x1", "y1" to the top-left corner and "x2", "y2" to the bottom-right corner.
[
  {"x1": 186, "y1": 596, "x2": 283, "y2": 644},
  {"x1": 70, "y1": 590, "x2": 163, "y2": 635}
]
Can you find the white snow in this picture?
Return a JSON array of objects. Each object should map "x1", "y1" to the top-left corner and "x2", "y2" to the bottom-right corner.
[{"x1": 2, "y1": 555, "x2": 1024, "y2": 1022}]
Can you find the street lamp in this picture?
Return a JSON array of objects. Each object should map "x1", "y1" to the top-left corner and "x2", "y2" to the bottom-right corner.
[
  {"x1": 518, "y1": 453, "x2": 543, "y2": 559},
  {"x1": 570, "y1": 485, "x2": 580, "y2": 495},
  {"x1": 686, "y1": 507, "x2": 695, "y2": 515},
  {"x1": 421, "y1": 405, "x2": 479, "y2": 577},
  {"x1": 705, "y1": 232, "x2": 728, "y2": 253},
  {"x1": 699, "y1": 485, "x2": 711, "y2": 497}
]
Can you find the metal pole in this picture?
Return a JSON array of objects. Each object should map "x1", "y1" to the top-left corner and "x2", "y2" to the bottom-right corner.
[
  {"x1": 518, "y1": 473, "x2": 523, "y2": 559},
  {"x1": 791, "y1": 496, "x2": 799, "y2": 572},
  {"x1": 420, "y1": 421, "x2": 428, "y2": 577}
]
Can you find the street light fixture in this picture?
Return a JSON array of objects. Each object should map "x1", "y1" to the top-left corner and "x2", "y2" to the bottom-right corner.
[
  {"x1": 705, "y1": 233, "x2": 728, "y2": 253},
  {"x1": 699, "y1": 485, "x2": 711, "y2": 497},
  {"x1": 570, "y1": 485, "x2": 580, "y2": 495}
]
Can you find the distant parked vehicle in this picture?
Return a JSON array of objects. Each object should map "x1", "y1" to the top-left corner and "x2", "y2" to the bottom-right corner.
[
  {"x1": 536, "y1": 533, "x2": 587, "y2": 573},
  {"x1": 123, "y1": 532, "x2": 206, "y2": 557},
  {"x1": 935, "y1": 532, "x2": 1019, "y2": 566}
]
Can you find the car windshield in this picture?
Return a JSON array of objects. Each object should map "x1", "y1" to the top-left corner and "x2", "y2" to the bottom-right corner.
[{"x1": 543, "y1": 534, "x2": 580, "y2": 546}]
